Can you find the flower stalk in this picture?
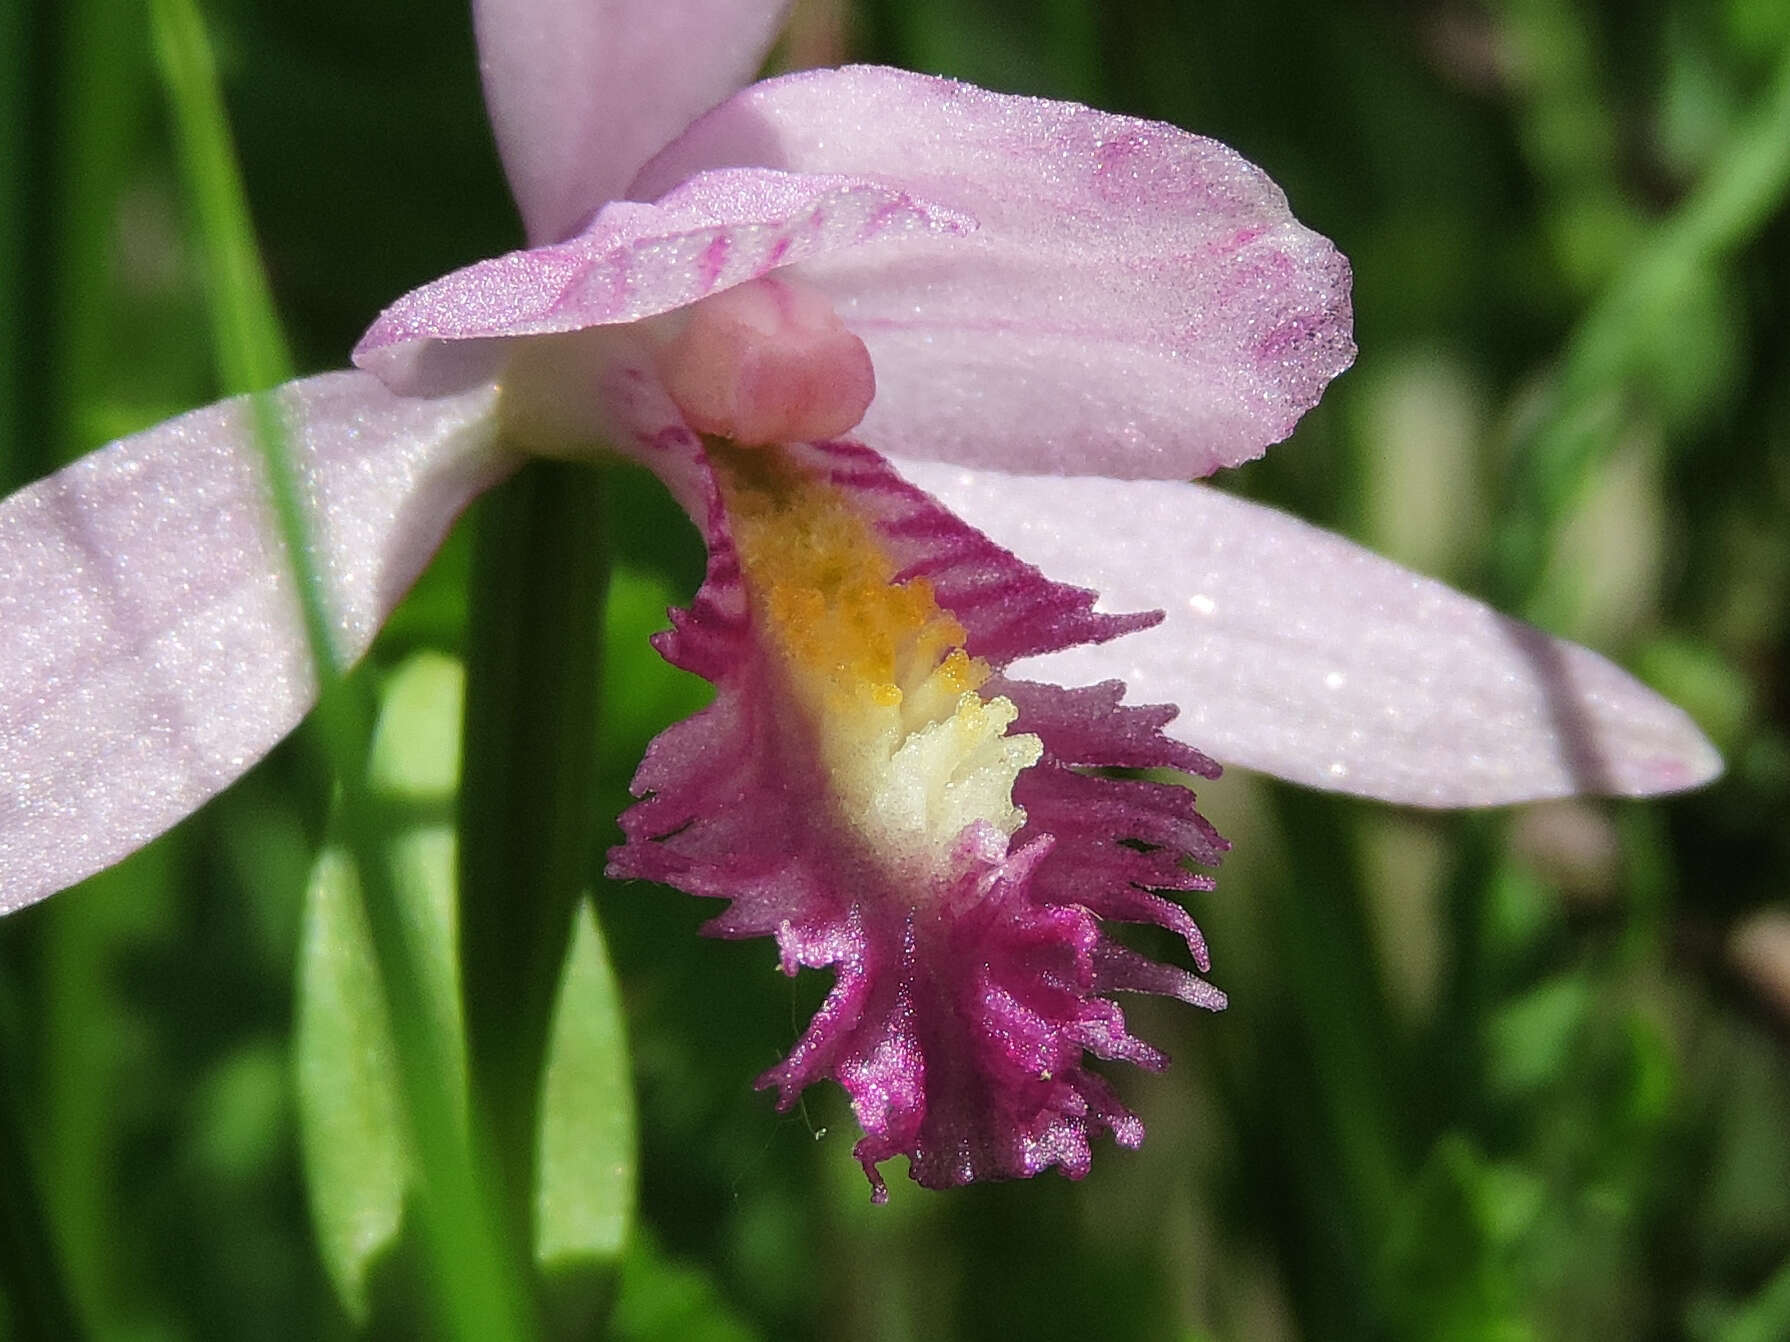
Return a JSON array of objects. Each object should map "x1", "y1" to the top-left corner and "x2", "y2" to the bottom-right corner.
[{"x1": 458, "y1": 459, "x2": 610, "y2": 1269}]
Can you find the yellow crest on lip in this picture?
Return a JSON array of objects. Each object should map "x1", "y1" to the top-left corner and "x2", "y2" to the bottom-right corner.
[{"x1": 712, "y1": 443, "x2": 1042, "y2": 877}]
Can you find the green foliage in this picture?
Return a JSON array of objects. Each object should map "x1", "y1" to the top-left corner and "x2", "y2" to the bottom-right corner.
[
  {"x1": 295, "y1": 653, "x2": 638, "y2": 1331},
  {"x1": 295, "y1": 653, "x2": 468, "y2": 1323},
  {"x1": 536, "y1": 900, "x2": 637, "y2": 1332}
]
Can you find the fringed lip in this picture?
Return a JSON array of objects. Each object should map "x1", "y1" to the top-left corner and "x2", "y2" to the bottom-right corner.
[{"x1": 608, "y1": 438, "x2": 1225, "y2": 1199}]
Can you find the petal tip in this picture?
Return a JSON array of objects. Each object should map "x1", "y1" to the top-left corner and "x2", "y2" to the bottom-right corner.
[{"x1": 1607, "y1": 716, "x2": 1724, "y2": 799}]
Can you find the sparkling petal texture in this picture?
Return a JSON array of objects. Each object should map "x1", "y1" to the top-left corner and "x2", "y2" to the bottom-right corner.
[
  {"x1": 0, "y1": 372, "x2": 511, "y2": 913},
  {"x1": 472, "y1": 0, "x2": 793, "y2": 244},
  {"x1": 895, "y1": 460, "x2": 1723, "y2": 807},
  {"x1": 631, "y1": 65, "x2": 1356, "y2": 480},
  {"x1": 352, "y1": 167, "x2": 972, "y2": 395},
  {"x1": 609, "y1": 437, "x2": 1225, "y2": 1198}
]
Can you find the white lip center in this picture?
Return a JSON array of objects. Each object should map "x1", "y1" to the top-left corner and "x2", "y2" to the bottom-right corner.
[{"x1": 714, "y1": 446, "x2": 1042, "y2": 886}]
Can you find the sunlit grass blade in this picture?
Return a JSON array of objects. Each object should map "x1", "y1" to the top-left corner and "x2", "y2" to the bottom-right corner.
[
  {"x1": 145, "y1": 0, "x2": 288, "y2": 393},
  {"x1": 43, "y1": 0, "x2": 154, "y2": 473}
]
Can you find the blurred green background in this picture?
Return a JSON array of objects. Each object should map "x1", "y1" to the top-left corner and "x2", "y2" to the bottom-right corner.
[{"x1": 2, "y1": 0, "x2": 1788, "y2": 1338}]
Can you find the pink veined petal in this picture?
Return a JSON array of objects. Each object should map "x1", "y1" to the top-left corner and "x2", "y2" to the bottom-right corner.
[
  {"x1": 631, "y1": 65, "x2": 1356, "y2": 481},
  {"x1": 472, "y1": 0, "x2": 793, "y2": 245},
  {"x1": 892, "y1": 459, "x2": 1723, "y2": 807},
  {"x1": 0, "y1": 370, "x2": 513, "y2": 913},
  {"x1": 352, "y1": 166, "x2": 972, "y2": 396}
]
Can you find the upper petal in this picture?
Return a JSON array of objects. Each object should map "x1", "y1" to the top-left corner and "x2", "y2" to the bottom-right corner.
[
  {"x1": 894, "y1": 460, "x2": 1722, "y2": 807},
  {"x1": 631, "y1": 66, "x2": 1356, "y2": 481},
  {"x1": 472, "y1": 0, "x2": 793, "y2": 245},
  {"x1": 0, "y1": 370, "x2": 512, "y2": 913},
  {"x1": 352, "y1": 167, "x2": 971, "y2": 396}
]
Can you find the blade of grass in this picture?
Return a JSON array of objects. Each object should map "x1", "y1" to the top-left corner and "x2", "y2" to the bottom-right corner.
[
  {"x1": 0, "y1": 5, "x2": 89, "y2": 1336},
  {"x1": 147, "y1": 0, "x2": 535, "y2": 1336},
  {"x1": 45, "y1": 0, "x2": 152, "y2": 473}
]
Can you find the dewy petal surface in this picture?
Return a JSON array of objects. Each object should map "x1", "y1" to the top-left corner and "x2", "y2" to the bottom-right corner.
[
  {"x1": 631, "y1": 66, "x2": 1356, "y2": 481},
  {"x1": 895, "y1": 460, "x2": 1722, "y2": 807},
  {"x1": 0, "y1": 371, "x2": 511, "y2": 913},
  {"x1": 353, "y1": 166, "x2": 971, "y2": 395},
  {"x1": 472, "y1": 0, "x2": 793, "y2": 244}
]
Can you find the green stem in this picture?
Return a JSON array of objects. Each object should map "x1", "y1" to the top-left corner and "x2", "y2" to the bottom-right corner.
[
  {"x1": 458, "y1": 461, "x2": 609, "y2": 1269},
  {"x1": 0, "y1": 6, "x2": 83, "y2": 1326}
]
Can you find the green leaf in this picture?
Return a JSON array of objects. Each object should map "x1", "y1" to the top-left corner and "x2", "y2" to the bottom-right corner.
[
  {"x1": 294, "y1": 652, "x2": 468, "y2": 1323},
  {"x1": 535, "y1": 898, "x2": 636, "y2": 1329},
  {"x1": 294, "y1": 846, "x2": 403, "y2": 1324}
]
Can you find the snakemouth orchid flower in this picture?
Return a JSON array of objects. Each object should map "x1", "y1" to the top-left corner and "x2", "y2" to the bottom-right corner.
[{"x1": 0, "y1": 0, "x2": 1718, "y2": 1199}]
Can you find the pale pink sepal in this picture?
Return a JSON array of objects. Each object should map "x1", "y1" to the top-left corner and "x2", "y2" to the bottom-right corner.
[
  {"x1": 632, "y1": 66, "x2": 1356, "y2": 481},
  {"x1": 894, "y1": 460, "x2": 1723, "y2": 807},
  {"x1": 353, "y1": 167, "x2": 971, "y2": 395},
  {"x1": 0, "y1": 371, "x2": 513, "y2": 913},
  {"x1": 472, "y1": 0, "x2": 793, "y2": 245}
]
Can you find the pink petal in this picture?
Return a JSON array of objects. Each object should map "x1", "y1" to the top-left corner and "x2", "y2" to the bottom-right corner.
[
  {"x1": 352, "y1": 167, "x2": 971, "y2": 395},
  {"x1": 0, "y1": 371, "x2": 512, "y2": 913},
  {"x1": 894, "y1": 460, "x2": 1723, "y2": 807},
  {"x1": 631, "y1": 65, "x2": 1355, "y2": 481},
  {"x1": 472, "y1": 0, "x2": 792, "y2": 244}
]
